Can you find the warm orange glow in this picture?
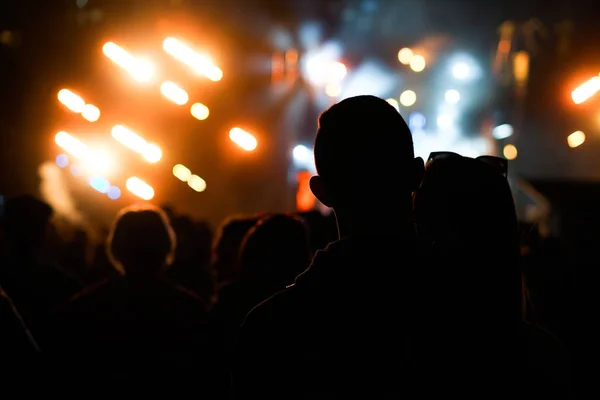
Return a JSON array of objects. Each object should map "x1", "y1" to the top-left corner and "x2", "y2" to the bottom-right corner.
[
  {"x1": 229, "y1": 127, "x2": 257, "y2": 151},
  {"x1": 567, "y1": 130, "x2": 585, "y2": 148},
  {"x1": 54, "y1": 131, "x2": 111, "y2": 174},
  {"x1": 190, "y1": 102, "x2": 209, "y2": 120},
  {"x1": 173, "y1": 164, "x2": 192, "y2": 182},
  {"x1": 572, "y1": 76, "x2": 600, "y2": 104},
  {"x1": 188, "y1": 174, "x2": 207, "y2": 192},
  {"x1": 111, "y1": 125, "x2": 161, "y2": 163},
  {"x1": 102, "y1": 42, "x2": 154, "y2": 82},
  {"x1": 57, "y1": 89, "x2": 85, "y2": 113},
  {"x1": 296, "y1": 171, "x2": 316, "y2": 212},
  {"x1": 503, "y1": 144, "x2": 518, "y2": 160},
  {"x1": 160, "y1": 81, "x2": 189, "y2": 105},
  {"x1": 162, "y1": 37, "x2": 223, "y2": 81},
  {"x1": 125, "y1": 177, "x2": 154, "y2": 200},
  {"x1": 81, "y1": 104, "x2": 100, "y2": 122}
]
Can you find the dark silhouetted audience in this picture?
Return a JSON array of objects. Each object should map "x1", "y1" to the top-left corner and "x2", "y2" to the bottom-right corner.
[
  {"x1": 413, "y1": 153, "x2": 571, "y2": 398},
  {"x1": 45, "y1": 204, "x2": 214, "y2": 394},
  {"x1": 233, "y1": 95, "x2": 425, "y2": 398},
  {"x1": 0, "y1": 95, "x2": 574, "y2": 399}
]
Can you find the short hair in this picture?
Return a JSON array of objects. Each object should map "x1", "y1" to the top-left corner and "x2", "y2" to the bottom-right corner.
[
  {"x1": 107, "y1": 204, "x2": 176, "y2": 275},
  {"x1": 314, "y1": 95, "x2": 414, "y2": 202}
]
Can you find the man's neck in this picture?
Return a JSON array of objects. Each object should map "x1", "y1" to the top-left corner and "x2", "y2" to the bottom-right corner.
[{"x1": 335, "y1": 209, "x2": 415, "y2": 240}]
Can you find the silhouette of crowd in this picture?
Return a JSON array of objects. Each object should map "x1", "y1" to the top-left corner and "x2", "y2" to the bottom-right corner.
[{"x1": 0, "y1": 96, "x2": 572, "y2": 398}]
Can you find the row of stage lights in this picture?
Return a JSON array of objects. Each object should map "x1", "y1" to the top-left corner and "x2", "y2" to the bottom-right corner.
[{"x1": 54, "y1": 37, "x2": 258, "y2": 202}]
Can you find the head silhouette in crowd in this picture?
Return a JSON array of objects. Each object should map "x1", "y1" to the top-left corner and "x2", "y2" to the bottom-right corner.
[
  {"x1": 2, "y1": 195, "x2": 53, "y2": 257},
  {"x1": 212, "y1": 215, "x2": 261, "y2": 284},
  {"x1": 413, "y1": 155, "x2": 523, "y2": 321},
  {"x1": 237, "y1": 213, "x2": 311, "y2": 290},
  {"x1": 309, "y1": 95, "x2": 424, "y2": 237},
  {"x1": 107, "y1": 204, "x2": 176, "y2": 278}
]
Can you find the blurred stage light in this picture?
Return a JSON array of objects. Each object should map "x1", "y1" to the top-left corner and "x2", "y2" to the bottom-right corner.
[
  {"x1": 409, "y1": 55, "x2": 426, "y2": 72},
  {"x1": 57, "y1": 89, "x2": 86, "y2": 113},
  {"x1": 452, "y1": 62, "x2": 471, "y2": 80},
  {"x1": 107, "y1": 186, "x2": 121, "y2": 200},
  {"x1": 301, "y1": 41, "x2": 343, "y2": 87},
  {"x1": 567, "y1": 130, "x2": 586, "y2": 148},
  {"x1": 111, "y1": 125, "x2": 161, "y2": 163},
  {"x1": 292, "y1": 145, "x2": 312, "y2": 163},
  {"x1": 102, "y1": 42, "x2": 154, "y2": 82},
  {"x1": 229, "y1": 127, "x2": 257, "y2": 151},
  {"x1": 572, "y1": 76, "x2": 600, "y2": 104},
  {"x1": 160, "y1": 81, "x2": 189, "y2": 105},
  {"x1": 492, "y1": 124, "x2": 514, "y2": 140},
  {"x1": 386, "y1": 98, "x2": 400, "y2": 111},
  {"x1": 70, "y1": 163, "x2": 84, "y2": 176},
  {"x1": 436, "y1": 114, "x2": 453, "y2": 130},
  {"x1": 56, "y1": 154, "x2": 69, "y2": 168},
  {"x1": 126, "y1": 177, "x2": 154, "y2": 200},
  {"x1": 328, "y1": 62, "x2": 347, "y2": 82},
  {"x1": 188, "y1": 174, "x2": 207, "y2": 192},
  {"x1": 56, "y1": 131, "x2": 111, "y2": 175},
  {"x1": 173, "y1": 164, "x2": 192, "y2": 182},
  {"x1": 325, "y1": 82, "x2": 342, "y2": 97},
  {"x1": 88, "y1": 176, "x2": 110, "y2": 194},
  {"x1": 408, "y1": 112, "x2": 426, "y2": 131},
  {"x1": 163, "y1": 37, "x2": 223, "y2": 81},
  {"x1": 190, "y1": 102, "x2": 210, "y2": 120},
  {"x1": 398, "y1": 48, "x2": 413, "y2": 65},
  {"x1": 503, "y1": 144, "x2": 518, "y2": 160},
  {"x1": 142, "y1": 144, "x2": 162, "y2": 163},
  {"x1": 400, "y1": 90, "x2": 416, "y2": 107},
  {"x1": 81, "y1": 104, "x2": 100, "y2": 122},
  {"x1": 444, "y1": 89, "x2": 461, "y2": 105}
]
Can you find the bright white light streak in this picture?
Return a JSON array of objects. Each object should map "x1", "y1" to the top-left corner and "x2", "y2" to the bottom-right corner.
[
  {"x1": 102, "y1": 42, "x2": 154, "y2": 82},
  {"x1": 125, "y1": 177, "x2": 154, "y2": 200},
  {"x1": 162, "y1": 37, "x2": 223, "y2": 81}
]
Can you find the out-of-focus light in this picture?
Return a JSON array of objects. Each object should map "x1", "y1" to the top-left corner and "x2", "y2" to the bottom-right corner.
[
  {"x1": 444, "y1": 89, "x2": 461, "y2": 105},
  {"x1": 492, "y1": 124, "x2": 514, "y2": 140},
  {"x1": 55, "y1": 131, "x2": 89, "y2": 159},
  {"x1": 399, "y1": 90, "x2": 417, "y2": 107},
  {"x1": 160, "y1": 81, "x2": 189, "y2": 105},
  {"x1": 292, "y1": 145, "x2": 312, "y2": 162},
  {"x1": 163, "y1": 37, "x2": 223, "y2": 81},
  {"x1": 86, "y1": 148, "x2": 112, "y2": 175},
  {"x1": 328, "y1": 62, "x2": 347, "y2": 81},
  {"x1": 111, "y1": 125, "x2": 147, "y2": 152},
  {"x1": 398, "y1": 47, "x2": 413, "y2": 65},
  {"x1": 188, "y1": 174, "x2": 207, "y2": 192},
  {"x1": 503, "y1": 144, "x2": 518, "y2": 160},
  {"x1": 56, "y1": 154, "x2": 69, "y2": 168},
  {"x1": 57, "y1": 89, "x2": 86, "y2": 113},
  {"x1": 88, "y1": 176, "x2": 110, "y2": 193},
  {"x1": 567, "y1": 130, "x2": 586, "y2": 148},
  {"x1": 142, "y1": 143, "x2": 162, "y2": 163},
  {"x1": 386, "y1": 98, "x2": 400, "y2": 111},
  {"x1": 572, "y1": 76, "x2": 600, "y2": 104},
  {"x1": 190, "y1": 102, "x2": 210, "y2": 120},
  {"x1": 102, "y1": 42, "x2": 154, "y2": 82},
  {"x1": 126, "y1": 177, "x2": 154, "y2": 200},
  {"x1": 111, "y1": 124, "x2": 161, "y2": 163},
  {"x1": 70, "y1": 163, "x2": 84, "y2": 176},
  {"x1": 173, "y1": 164, "x2": 192, "y2": 182},
  {"x1": 409, "y1": 55, "x2": 426, "y2": 72},
  {"x1": 437, "y1": 114, "x2": 453, "y2": 129},
  {"x1": 81, "y1": 104, "x2": 100, "y2": 122},
  {"x1": 452, "y1": 61, "x2": 471, "y2": 80},
  {"x1": 229, "y1": 127, "x2": 257, "y2": 151},
  {"x1": 409, "y1": 112, "x2": 426, "y2": 131},
  {"x1": 107, "y1": 186, "x2": 121, "y2": 200},
  {"x1": 325, "y1": 82, "x2": 342, "y2": 97}
]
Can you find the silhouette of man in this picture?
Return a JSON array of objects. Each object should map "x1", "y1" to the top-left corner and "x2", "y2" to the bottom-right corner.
[{"x1": 232, "y1": 96, "x2": 424, "y2": 398}]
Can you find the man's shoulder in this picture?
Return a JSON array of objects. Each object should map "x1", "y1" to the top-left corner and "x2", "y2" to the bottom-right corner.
[{"x1": 242, "y1": 283, "x2": 306, "y2": 330}]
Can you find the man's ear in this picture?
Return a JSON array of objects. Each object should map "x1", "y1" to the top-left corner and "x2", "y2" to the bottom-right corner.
[
  {"x1": 309, "y1": 175, "x2": 333, "y2": 208},
  {"x1": 411, "y1": 157, "x2": 425, "y2": 191}
]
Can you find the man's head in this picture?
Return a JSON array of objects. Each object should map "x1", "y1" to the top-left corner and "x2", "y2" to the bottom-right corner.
[
  {"x1": 310, "y1": 95, "x2": 423, "y2": 214},
  {"x1": 2, "y1": 195, "x2": 53, "y2": 254},
  {"x1": 107, "y1": 204, "x2": 176, "y2": 277}
]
